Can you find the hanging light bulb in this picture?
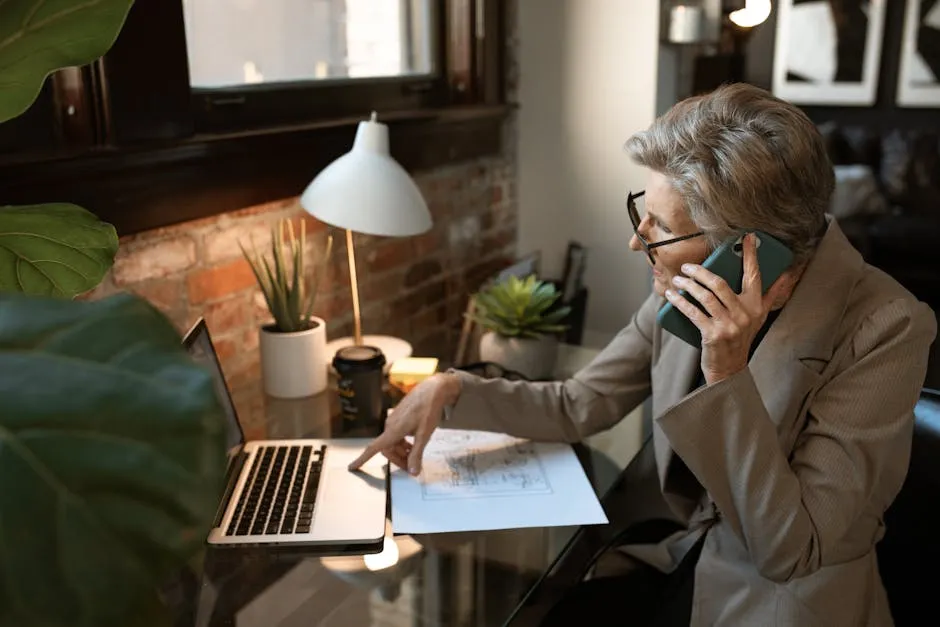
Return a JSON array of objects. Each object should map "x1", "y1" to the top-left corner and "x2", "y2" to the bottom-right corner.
[{"x1": 730, "y1": 0, "x2": 772, "y2": 28}]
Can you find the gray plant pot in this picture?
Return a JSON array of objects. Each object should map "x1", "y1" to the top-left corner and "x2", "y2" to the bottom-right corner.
[{"x1": 478, "y1": 331, "x2": 558, "y2": 380}]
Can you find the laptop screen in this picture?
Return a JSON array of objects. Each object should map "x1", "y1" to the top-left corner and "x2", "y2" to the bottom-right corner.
[{"x1": 183, "y1": 320, "x2": 245, "y2": 452}]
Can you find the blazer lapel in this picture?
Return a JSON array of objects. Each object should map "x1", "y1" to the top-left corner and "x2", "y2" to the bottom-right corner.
[
  {"x1": 746, "y1": 308, "x2": 825, "y2": 438},
  {"x1": 748, "y1": 219, "x2": 866, "y2": 434}
]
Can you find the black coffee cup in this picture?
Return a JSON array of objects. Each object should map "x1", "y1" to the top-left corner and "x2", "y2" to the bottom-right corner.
[{"x1": 333, "y1": 345, "x2": 386, "y2": 430}]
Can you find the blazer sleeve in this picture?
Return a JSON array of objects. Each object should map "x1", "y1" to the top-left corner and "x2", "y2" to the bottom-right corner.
[
  {"x1": 655, "y1": 297, "x2": 937, "y2": 583},
  {"x1": 443, "y1": 292, "x2": 661, "y2": 442}
]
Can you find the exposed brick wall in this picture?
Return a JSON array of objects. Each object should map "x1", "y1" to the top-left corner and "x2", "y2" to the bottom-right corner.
[{"x1": 86, "y1": 154, "x2": 518, "y2": 388}]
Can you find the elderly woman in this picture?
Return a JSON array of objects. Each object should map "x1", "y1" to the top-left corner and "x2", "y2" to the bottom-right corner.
[{"x1": 350, "y1": 83, "x2": 936, "y2": 626}]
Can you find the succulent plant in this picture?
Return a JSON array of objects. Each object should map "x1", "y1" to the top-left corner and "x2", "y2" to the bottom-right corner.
[
  {"x1": 241, "y1": 219, "x2": 333, "y2": 333},
  {"x1": 469, "y1": 274, "x2": 571, "y2": 339}
]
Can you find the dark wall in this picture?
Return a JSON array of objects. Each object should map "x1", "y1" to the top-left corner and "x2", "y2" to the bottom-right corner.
[{"x1": 745, "y1": 1, "x2": 940, "y2": 131}]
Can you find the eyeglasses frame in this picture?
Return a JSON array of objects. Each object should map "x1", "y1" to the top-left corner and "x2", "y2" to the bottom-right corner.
[{"x1": 627, "y1": 189, "x2": 704, "y2": 264}]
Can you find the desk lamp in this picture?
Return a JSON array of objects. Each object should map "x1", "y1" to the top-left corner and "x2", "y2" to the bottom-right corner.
[{"x1": 300, "y1": 112, "x2": 432, "y2": 364}]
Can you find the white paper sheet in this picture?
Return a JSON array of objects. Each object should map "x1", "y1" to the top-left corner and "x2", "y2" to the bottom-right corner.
[{"x1": 390, "y1": 429, "x2": 609, "y2": 534}]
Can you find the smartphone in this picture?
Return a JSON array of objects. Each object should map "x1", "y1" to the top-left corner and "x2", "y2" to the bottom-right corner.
[{"x1": 656, "y1": 231, "x2": 794, "y2": 348}]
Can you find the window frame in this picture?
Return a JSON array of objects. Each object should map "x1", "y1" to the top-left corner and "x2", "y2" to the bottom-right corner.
[
  {"x1": 186, "y1": 0, "x2": 451, "y2": 134},
  {"x1": 93, "y1": 0, "x2": 501, "y2": 144},
  {"x1": 0, "y1": 0, "x2": 509, "y2": 236}
]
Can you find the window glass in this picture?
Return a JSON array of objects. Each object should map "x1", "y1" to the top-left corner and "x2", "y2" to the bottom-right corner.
[{"x1": 182, "y1": 0, "x2": 435, "y2": 88}]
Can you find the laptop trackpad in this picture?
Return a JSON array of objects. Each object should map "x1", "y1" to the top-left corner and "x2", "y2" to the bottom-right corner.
[{"x1": 311, "y1": 440, "x2": 387, "y2": 543}]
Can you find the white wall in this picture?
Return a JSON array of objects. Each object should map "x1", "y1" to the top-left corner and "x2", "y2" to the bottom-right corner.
[{"x1": 517, "y1": 0, "x2": 661, "y2": 344}]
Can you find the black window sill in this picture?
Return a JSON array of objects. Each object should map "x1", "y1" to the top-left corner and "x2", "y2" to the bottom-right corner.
[{"x1": 0, "y1": 104, "x2": 511, "y2": 236}]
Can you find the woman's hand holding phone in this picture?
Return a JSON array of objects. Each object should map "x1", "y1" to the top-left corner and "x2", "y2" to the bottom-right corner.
[{"x1": 664, "y1": 233, "x2": 792, "y2": 385}]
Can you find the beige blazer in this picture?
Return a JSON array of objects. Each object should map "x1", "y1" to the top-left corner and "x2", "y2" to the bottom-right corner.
[{"x1": 447, "y1": 219, "x2": 937, "y2": 626}]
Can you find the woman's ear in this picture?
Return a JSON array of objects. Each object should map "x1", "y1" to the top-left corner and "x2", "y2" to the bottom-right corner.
[{"x1": 766, "y1": 264, "x2": 806, "y2": 311}]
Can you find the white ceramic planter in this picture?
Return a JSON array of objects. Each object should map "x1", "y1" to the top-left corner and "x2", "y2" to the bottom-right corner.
[
  {"x1": 259, "y1": 317, "x2": 328, "y2": 398},
  {"x1": 479, "y1": 331, "x2": 558, "y2": 380}
]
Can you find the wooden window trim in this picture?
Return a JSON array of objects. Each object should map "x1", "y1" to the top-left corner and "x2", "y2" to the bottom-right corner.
[
  {"x1": 0, "y1": 104, "x2": 510, "y2": 235},
  {"x1": 0, "y1": 0, "x2": 509, "y2": 236}
]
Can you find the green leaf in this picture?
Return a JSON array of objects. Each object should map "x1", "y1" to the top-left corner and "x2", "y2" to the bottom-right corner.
[
  {"x1": 0, "y1": 292, "x2": 227, "y2": 627},
  {"x1": 0, "y1": 0, "x2": 136, "y2": 124},
  {"x1": 540, "y1": 307, "x2": 571, "y2": 325},
  {"x1": 474, "y1": 291, "x2": 505, "y2": 315},
  {"x1": 0, "y1": 204, "x2": 118, "y2": 298},
  {"x1": 530, "y1": 283, "x2": 560, "y2": 311},
  {"x1": 272, "y1": 223, "x2": 287, "y2": 296},
  {"x1": 287, "y1": 224, "x2": 302, "y2": 330},
  {"x1": 295, "y1": 222, "x2": 307, "y2": 325},
  {"x1": 260, "y1": 254, "x2": 290, "y2": 330},
  {"x1": 239, "y1": 241, "x2": 273, "y2": 314}
]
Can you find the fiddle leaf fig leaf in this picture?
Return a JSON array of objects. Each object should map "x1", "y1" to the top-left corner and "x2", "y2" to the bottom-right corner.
[
  {"x1": 0, "y1": 203, "x2": 119, "y2": 298},
  {"x1": 0, "y1": 0, "x2": 135, "y2": 124},
  {"x1": 0, "y1": 292, "x2": 227, "y2": 627}
]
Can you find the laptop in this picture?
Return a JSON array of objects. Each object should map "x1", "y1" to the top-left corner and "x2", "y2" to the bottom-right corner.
[{"x1": 182, "y1": 318, "x2": 387, "y2": 551}]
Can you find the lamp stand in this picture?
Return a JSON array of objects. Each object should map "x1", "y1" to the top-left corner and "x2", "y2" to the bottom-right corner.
[
  {"x1": 326, "y1": 229, "x2": 413, "y2": 369},
  {"x1": 345, "y1": 228, "x2": 363, "y2": 346}
]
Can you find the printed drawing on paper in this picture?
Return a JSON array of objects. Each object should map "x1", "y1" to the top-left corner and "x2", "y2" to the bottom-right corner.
[{"x1": 420, "y1": 430, "x2": 553, "y2": 500}]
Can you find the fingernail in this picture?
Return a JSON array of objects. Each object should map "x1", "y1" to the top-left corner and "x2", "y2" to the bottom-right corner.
[
  {"x1": 410, "y1": 466, "x2": 419, "y2": 475},
  {"x1": 681, "y1": 264, "x2": 694, "y2": 274},
  {"x1": 672, "y1": 275, "x2": 683, "y2": 286},
  {"x1": 665, "y1": 289, "x2": 675, "y2": 298}
]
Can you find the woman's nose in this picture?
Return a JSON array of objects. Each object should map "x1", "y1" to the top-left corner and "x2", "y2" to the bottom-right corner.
[
  {"x1": 628, "y1": 233, "x2": 642, "y2": 252},
  {"x1": 631, "y1": 216, "x2": 654, "y2": 245}
]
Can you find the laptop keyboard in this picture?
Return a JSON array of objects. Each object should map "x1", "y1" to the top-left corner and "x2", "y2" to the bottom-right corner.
[{"x1": 225, "y1": 444, "x2": 326, "y2": 536}]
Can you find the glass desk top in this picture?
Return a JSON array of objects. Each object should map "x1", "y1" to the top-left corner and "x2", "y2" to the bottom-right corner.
[{"x1": 166, "y1": 346, "x2": 644, "y2": 627}]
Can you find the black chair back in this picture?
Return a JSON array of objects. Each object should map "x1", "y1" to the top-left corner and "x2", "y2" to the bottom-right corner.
[{"x1": 877, "y1": 388, "x2": 940, "y2": 626}]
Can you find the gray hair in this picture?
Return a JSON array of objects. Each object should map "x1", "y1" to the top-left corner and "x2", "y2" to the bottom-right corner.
[{"x1": 625, "y1": 83, "x2": 833, "y2": 265}]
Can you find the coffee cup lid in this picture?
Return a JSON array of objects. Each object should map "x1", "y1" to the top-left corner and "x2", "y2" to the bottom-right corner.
[{"x1": 334, "y1": 345, "x2": 386, "y2": 369}]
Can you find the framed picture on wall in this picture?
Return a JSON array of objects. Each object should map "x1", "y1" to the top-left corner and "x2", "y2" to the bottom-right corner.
[
  {"x1": 896, "y1": 0, "x2": 940, "y2": 107},
  {"x1": 772, "y1": 0, "x2": 887, "y2": 106},
  {"x1": 560, "y1": 241, "x2": 587, "y2": 304}
]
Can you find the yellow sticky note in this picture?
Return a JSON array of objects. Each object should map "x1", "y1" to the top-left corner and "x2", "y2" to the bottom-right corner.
[{"x1": 389, "y1": 357, "x2": 439, "y2": 392}]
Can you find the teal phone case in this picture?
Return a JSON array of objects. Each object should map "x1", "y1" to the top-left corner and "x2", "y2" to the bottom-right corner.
[{"x1": 656, "y1": 231, "x2": 794, "y2": 348}]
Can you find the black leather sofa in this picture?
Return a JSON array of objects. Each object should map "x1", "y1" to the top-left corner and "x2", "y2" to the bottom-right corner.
[
  {"x1": 821, "y1": 123, "x2": 940, "y2": 387},
  {"x1": 511, "y1": 388, "x2": 940, "y2": 625}
]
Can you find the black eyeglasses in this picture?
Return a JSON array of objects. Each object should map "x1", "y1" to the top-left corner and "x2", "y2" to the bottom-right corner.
[{"x1": 627, "y1": 189, "x2": 704, "y2": 264}]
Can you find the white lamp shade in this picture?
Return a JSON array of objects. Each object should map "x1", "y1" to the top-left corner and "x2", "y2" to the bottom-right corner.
[
  {"x1": 729, "y1": 0, "x2": 772, "y2": 28},
  {"x1": 300, "y1": 113, "x2": 432, "y2": 237}
]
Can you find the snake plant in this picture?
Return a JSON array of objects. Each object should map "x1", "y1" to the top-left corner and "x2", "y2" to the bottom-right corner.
[
  {"x1": 241, "y1": 219, "x2": 333, "y2": 333},
  {"x1": 470, "y1": 274, "x2": 571, "y2": 339}
]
